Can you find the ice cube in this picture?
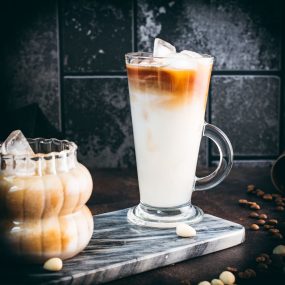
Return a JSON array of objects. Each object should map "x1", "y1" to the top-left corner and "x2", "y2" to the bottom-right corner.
[
  {"x1": 180, "y1": 50, "x2": 202, "y2": 58},
  {"x1": 165, "y1": 53, "x2": 198, "y2": 70},
  {"x1": 1, "y1": 130, "x2": 34, "y2": 155},
  {"x1": 153, "y1": 38, "x2": 176, "y2": 57}
]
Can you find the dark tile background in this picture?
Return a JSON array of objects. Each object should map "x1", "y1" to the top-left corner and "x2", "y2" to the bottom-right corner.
[{"x1": 0, "y1": 0, "x2": 284, "y2": 168}]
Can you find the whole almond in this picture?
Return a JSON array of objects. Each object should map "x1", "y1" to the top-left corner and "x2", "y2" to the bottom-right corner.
[
  {"x1": 176, "y1": 224, "x2": 196, "y2": 237},
  {"x1": 43, "y1": 258, "x2": 63, "y2": 271}
]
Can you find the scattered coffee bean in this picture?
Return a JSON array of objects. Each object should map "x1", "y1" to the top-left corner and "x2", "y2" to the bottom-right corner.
[
  {"x1": 238, "y1": 268, "x2": 256, "y2": 279},
  {"x1": 263, "y1": 224, "x2": 274, "y2": 230},
  {"x1": 247, "y1": 184, "x2": 255, "y2": 191},
  {"x1": 250, "y1": 203, "x2": 260, "y2": 210},
  {"x1": 275, "y1": 206, "x2": 284, "y2": 212},
  {"x1": 257, "y1": 219, "x2": 266, "y2": 225},
  {"x1": 250, "y1": 224, "x2": 260, "y2": 230},
  {"x1": 272, "y1": 193, "x2": 281, "y2": 199},
  {"x1": 262, "y1": 194, "x2": 273, "y2": 201},
  {"x1": 272, "y1": 233, "x2": 283, "y2": 239},
  {"x1": 225, "y1": 267, "x2": 238, "y2": 273},
  {"x1": 256, "y1": 189, "x2": 265, "y2": 197},
  {"x1": 259, "y1": 253, "x2": 272, "y2": 264},
  {"x1": 268, "y1": 219, "x2": 278, "y2": 225},
  {"x1": 249, "y1": 212, "x2": 259, "y2": 218},
  {"x1": 275, "y1": 200, "x2": 285, "y2": 206},
  {"x1": 260, "y1": 253, "x2": 270, "y2": 259},
  {"x1": 269, "y1": 228, "x2": 280, "y2": 234},
  {"x1": 237, "y1": 272, "x2": 246, "y2": 279},
  {"x1": 275, "y1": 198, "x2": 283, "y2": 204},
  {"x1": 238, "y1": 199, "x2": 248, "y2": 206},
  {"x1": 259, "y1": 214, "x2": 268, "y2": 219},
  {"x1": 244, "y1": 268, "x2": 256, "y2": 278},
  {"x1": 256, "y1": 256, "x2": 266, "y2": 263}
]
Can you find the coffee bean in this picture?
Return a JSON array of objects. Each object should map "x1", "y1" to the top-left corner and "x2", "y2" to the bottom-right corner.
[
  {"x1": 275, "y1": 206, "x2": 284, "y2": 212},
  {"x1": 269, "y1": 228, "x2": 280, "y2": 234},
  {"x1": 249, "y1": 212, "x2": 259, "y2": 218},
  {"x1": 250, "y1": 203, "x2": 261, "y2": 210},
  {"x1": 247, "y1": 184, "x2": 255, "y2": 191},
  {"x1": 272, "y1": 193, "x2": 282, "y2": 199},
  {"x1": 225, "y1": 266, "x2": 238, "y2": 273},
  {"x1": 264, "y1": 224, "x2": 274, "y2": 230},
  {"x1": 268, "y1": 219, "x2": 278, "y2": 225},
  {"x1": 257, "y1": 219, "x2": 266, "y2": 225},
  {"x1": 272, "y1": 233, "x2": 283, "y2": 240},
  {"x1": 259, "y1": 214, "x2": 268, "y2": 219},
  {"x1": 260, "y1": 253, "x2": 270, "y2": 258},
  {"x1": 244, "y1": 268, "x2": 256, "y2": 278},
  {"x1": 256, "y1": 256, "x2": 266, "y2": 263},
  {"x1": 250, "y1": 224, "x2": 260, "y2": 230},
  {"x1": 263, "y1": 194, "x2": 273, "y2": 201},
  {"x1": 238, "y1": 272, "x2": 247, "y2": 279},
  {"x1": 275, "y1": 198, "x2": 283, "y2": 204},
  {"x1": 238, "y1": 268, "x2": 256, "y2": 279},
  {"x1": 256, "y1": 189, "x2": 265, "y2": 197},
  {"x1": 259, "y1": 253, "x2": 271, "y2": 264},
  {"x1": 276, "y1": 201, "x2": 285, "y2": 206},
  {"x1": 239, "y1": 199, "x2": 248, "y2": 206}
]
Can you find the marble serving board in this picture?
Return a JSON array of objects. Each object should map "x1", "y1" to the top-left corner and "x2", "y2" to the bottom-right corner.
[{"x1": 29, "y1": 208, "x2": 245, "y2": 285}]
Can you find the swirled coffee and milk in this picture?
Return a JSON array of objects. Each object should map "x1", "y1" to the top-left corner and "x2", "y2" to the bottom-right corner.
[{"x1": 126, "y1": 39, "x2": 213, "y2": 208}]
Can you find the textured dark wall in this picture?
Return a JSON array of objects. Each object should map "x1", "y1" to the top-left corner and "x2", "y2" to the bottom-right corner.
[{"x1": 0, "y1": 0, "x2": 283, "y2": 168}]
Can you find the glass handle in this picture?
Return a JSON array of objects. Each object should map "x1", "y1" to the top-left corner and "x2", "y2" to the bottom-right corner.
[{"x1": 195, "y1": 123, "x2": 233, "y2": 191}]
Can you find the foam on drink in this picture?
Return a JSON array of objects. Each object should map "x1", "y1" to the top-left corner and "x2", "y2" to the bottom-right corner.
[{"x1": 126, "y1": 39, "x2": 213, "y2": 208}]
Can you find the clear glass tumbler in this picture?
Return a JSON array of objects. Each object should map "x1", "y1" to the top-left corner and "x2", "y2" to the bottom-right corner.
[{"x1": 126, "y1": 52, "x2": 233, "y2": 228}]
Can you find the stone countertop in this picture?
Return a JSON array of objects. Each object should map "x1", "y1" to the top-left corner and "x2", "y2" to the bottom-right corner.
[
  {"x1": 87, "y1": 166, "x2": 284, "y2": 284},
  {"x1": 0, "y1": 166, "x2": 284, "y2": 284}
]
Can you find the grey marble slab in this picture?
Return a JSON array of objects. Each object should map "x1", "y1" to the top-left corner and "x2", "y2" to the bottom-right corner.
[{"x1": 29, "y1": 208, "x2": 245, "y2": 285}]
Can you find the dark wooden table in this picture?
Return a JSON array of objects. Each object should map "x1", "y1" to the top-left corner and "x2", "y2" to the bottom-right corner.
[
  {"x1": 87, "y1": 166, "x2": 285, "y2": 285},
  {"x1": 0, "y1": 166, "x2": 284, "y2": 284}
]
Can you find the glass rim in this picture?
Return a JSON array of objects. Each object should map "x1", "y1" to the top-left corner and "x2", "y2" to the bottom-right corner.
[
  {"x1": 0, "y1": 138, "x2": 77, "y2": 159},
  {"x1": 125, "y1": 52, "x2": 214, "y2": 61}
]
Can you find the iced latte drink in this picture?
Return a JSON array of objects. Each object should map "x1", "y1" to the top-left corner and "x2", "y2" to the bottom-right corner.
[{"x1": 126, "y1": 39, "x2": 233, "y2": 227}]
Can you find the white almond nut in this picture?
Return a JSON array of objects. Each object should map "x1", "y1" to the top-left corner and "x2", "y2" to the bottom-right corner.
[
  {"x1": 219, "y1": 271, "x2": 235, "y2": 284},
  {"x1": 43, "y1": 257, "x2": 63, "y2": 271},
  {"x1": 198, "y1": 281, "x2": 211, "y2": 285},
  {"x1": 211, "y1": 279, "x2": 224, "y2": 285},
  {"x1": 176, "y1": 223, "x2": 196, "y2": 237},
  {"x1": 273, "y1": 245, "x2": 285, "y2": 255}
]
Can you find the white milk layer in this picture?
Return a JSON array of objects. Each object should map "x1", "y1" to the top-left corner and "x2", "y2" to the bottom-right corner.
[{"x1": 130, "y1": 92, "x2": 205, "y2": 208}]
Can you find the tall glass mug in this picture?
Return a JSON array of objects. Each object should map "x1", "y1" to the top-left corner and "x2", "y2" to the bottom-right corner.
[{"x1": 125, "y1": 52, "x2": 233, "y2": 228}]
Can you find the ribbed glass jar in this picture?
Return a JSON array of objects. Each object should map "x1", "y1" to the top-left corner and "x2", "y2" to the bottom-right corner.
[{"x1": 0, "y1": 138, "x2": 93, "y2": 263}]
